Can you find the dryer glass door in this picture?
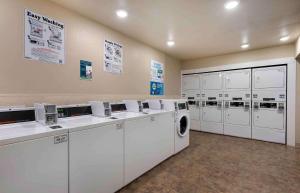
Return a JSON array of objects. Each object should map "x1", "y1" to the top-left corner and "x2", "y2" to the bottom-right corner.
[{"x1": 178, "y1": 115, "x2": 188, "y2": 137}]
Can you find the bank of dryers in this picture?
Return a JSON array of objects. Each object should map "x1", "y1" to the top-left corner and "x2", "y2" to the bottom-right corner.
[
  {"x1": 200, "y1": 72, "x2": 224, "y2": 134},
  {"x1": 252, "y1": 65, "x2": 286, "y2": 144},
  {"x1": 223, "y1": 69, "x2": 252, "y2": 138}
]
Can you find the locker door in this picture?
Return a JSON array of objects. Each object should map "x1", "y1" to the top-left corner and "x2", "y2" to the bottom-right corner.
[
  {"x1": 182, "y1": 75, "x2": 200, "y2": 90},
  {"x1": 202, "y1": 107, "x2": 222, "y2": 123},
  {"x1": 224, "y1": 108, "x2": 250, "y2": 126},
  {"x1": 201, "y1": 72, "x2": 223, "y2": 91},
  {"x1": 252, "y1": 66, "x2": 286, "y2": 90},
  {"x1": 224, "y1": 69, "x2": 251, "y2": 90},
  {"x1": 253, "y1": 109, "x2": 285, "y2": 130}
]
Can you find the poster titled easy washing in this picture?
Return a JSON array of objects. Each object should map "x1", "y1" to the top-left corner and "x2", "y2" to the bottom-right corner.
[
  {"x1": 24, "y1": 9, "x2": 65, "y2": 64},
  {"x1": 150, "y1": 60, "x2": 164, "y2": 95}
]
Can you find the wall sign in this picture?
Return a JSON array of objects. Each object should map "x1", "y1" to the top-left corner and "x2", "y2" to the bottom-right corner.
[
  {"x1": 80, "y1": 60, "x2": 92, "y2": 80},
  {"x1": 150, "y1": 81, "x2": 164, "y2": 96},
  {"x1": 24, "y1": 9, "x2": 65, "y2": 64},
  {"x1": 150, "y1": 60, "x2": 164, "y2": 95},
  {"x1": 104, "y1": 40, "x2": 123, "y2": 74}
]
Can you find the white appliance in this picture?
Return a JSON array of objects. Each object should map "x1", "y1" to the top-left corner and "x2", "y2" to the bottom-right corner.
[
  {"x1": 69, "y1": 122, "x2": 124, "y2": 193},
  {"x1": 89, "y1": 101, "x2": 111, "y2": 117},
  {"x1": 182, "y1": 74, "x2": 200, "y2": 91},
  {"x1": 223, "y1": 69, "x2": 252, "y2": 138},
  {"x1": 124, "y1": 112, "x2": 174, "y2": 185},
  {"x1": 200, "y1": 72, "x2": 224, "y2": 134},
  {"x1": 187, "y1": 99, "x2": 201, "y2": 131},
  {"x1": 147, "y1": 99, "x2": 163, "y2": 110},
  {"x1": 252, "y1": 66, "x2": 286, "y2": 144},
  {"x1": 123, "y1": 100, "x2": 143, "y2": 113},
  {"x1": 0, "y1": 133, "x2": 68, "y2": 193},
  {"x1": 162, "y1": 99, "x2": 190, "y2": 154},
  {"x1": 34, "y1": 103, "x2": 58, "y2": 125}
]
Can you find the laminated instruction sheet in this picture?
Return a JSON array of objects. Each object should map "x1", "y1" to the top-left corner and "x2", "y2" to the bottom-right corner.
[
  {"x1": 104, "y1": 40, "x2": 123, "y2": 74},
  {"x1": 24, "y1": 9, "x2": 65, "y2": 64},
  {"x1": 150, "y1": 60, "x2": 164, "y2": 95}
]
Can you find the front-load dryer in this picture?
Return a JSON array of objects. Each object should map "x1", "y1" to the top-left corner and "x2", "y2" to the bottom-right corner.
[{"x1": 162, "y1": 99, "x2": 190, "y2": 154}]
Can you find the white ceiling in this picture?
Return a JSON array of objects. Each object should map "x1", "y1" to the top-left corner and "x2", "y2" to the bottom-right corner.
[{"x1": 51, "y1": 0, "x2": 300, "y2": 60}]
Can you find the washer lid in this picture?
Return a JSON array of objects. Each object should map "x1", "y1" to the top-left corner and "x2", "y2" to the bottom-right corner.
[{"x1": 177, "y1": 114, "x2": 189, "y2": 137}]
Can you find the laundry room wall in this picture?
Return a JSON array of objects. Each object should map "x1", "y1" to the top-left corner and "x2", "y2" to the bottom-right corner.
[
  {"x1": 181, "y1": 43, "x2": 300, "y2": 145},
  {"x1": 0, "y1": 0, "x2": 181, "y2": 106}
]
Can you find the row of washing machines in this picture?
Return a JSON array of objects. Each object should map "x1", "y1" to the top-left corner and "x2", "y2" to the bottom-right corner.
[{"x1": 182, "y1": 65, "x2": 286, "y2": 144}]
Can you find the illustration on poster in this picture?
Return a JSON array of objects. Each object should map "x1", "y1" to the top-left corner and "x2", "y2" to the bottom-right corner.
[{"x1": 25, "y1": 9, "x2": 65, "y2": 64}]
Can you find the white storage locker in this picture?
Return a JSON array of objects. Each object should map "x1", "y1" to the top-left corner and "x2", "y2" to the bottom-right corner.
[
  {"x1": 252, "y1": 66, "x2": 286, "y2": 90},
  {"x1": 224, "y1": 69, "x2": 251, "y2": 90},
  {"x1": 182, "y1": 75, "x2": 200, "y2": 91},
  {"x1": 69, "y1": 123, "x2": 124, "y2": 193},
  {"x1": 201, "y1": 72, "x2": 223, "y2": 91},
  {"x1": 0, "y1": 134, "x2": 68, "y2": 193}
]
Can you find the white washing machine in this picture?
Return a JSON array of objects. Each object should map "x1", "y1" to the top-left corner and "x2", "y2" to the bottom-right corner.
[
  {"x1": 162, "y1": 99, "x2": 190, "y2": 154},
  {"x1": 223, "y1": 69, "x2": 252, "y2": 138},
  {"x1": 252, "y1": 66, "x2": 286, "y2": 144}
]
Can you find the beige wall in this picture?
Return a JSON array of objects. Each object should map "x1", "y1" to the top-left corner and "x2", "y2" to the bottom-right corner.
[
  {"x1": 296, "y1": 36, "x2": 300, "y2": 59},
  {"x1": 182, "y1": 44, "x2": 295, "y2": 69},
  {"x1": 0, "y1": 0, "x2": 181, "y2": 106},
  {"x1": 182, "y1": 44, "x2": 299, "y2": 145}
]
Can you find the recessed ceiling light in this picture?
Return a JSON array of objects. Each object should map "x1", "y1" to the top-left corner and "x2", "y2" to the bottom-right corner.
[
  {"x1": 241, "y1": 44, "x2": 249, "y2": 49},
  {"x1": 224, "y1": 1, "x2": 240, "y2": 10},
  {"x1": 167, "y1": 41, "x2": 175, "y2": 47},
  {"x1": 280, "y1": 36, "x2": 290, "y2": 42},
  {"x1": 116, "y1": 10, "x2": 128, "y2": 18}
]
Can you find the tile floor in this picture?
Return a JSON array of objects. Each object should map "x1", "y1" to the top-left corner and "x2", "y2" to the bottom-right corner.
[{"x1": 118, "y1": 131, "x2": 300, "y2": 193}]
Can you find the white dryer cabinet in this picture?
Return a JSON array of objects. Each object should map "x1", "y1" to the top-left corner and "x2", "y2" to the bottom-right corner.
[
  {"x1": 69, "y1": 122, "x2": 124, "y2": 193},
  {"x1": 0, "y1": 135, "x2": 68, "y2": 193},
  {"x1": 124, "y1": 112, "x2": 174, "y2": 185}
]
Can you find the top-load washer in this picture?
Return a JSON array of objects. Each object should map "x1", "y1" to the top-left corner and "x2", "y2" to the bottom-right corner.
[
  {"x1": 223, "y1": 69, "x2": 252, "y2": 138},
  {"x1": 200, "y1": 72, "x2": 224, "y2": 134},
  {"x1": 252, "y1": 66, "x2": 286, "y2": 144},
  {"x1": 162, "y1": 99, "x2": 190, "y2": 154}
]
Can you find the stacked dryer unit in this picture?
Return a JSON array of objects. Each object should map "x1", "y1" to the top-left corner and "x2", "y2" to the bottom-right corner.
[
  {"x1": 223, "y1": 69, "x2": 252, "y2": 138},
  {"x1": 181, "y1": 74, "x2": 201, "y2": 131},
  {"x1": 252, "y1": 66, "x2": 287, "y2": 144},
  {"x1": 200, "y1": 72, "x2": 224, "y2": 134}
]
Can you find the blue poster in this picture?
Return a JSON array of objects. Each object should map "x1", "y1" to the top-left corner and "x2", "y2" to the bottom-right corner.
[
  {"x1": 150, "y1": 81, "x2": 164, "y2": 95},
  {"x1": 80, "y1": 60, "x2": 92, "y2": 80}
]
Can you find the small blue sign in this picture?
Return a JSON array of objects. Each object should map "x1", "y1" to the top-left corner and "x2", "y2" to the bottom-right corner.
[{"x1": 150, "y1": 81, "x2": 164, "y2": 95}]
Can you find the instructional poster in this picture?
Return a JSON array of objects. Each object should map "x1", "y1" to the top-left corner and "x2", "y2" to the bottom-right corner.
[
  {"x1": 24, "y1": 9, "x2": 65, "y2": 64},
  {"x1": 104, "y1": 40, "x2": 123, "y2": 74},
  {"x1": 150, "y1": 60, "x2": 164, "y2": 95},
  {"x1": 80, "y1": 60, "x2": 92, "y2": 80}
]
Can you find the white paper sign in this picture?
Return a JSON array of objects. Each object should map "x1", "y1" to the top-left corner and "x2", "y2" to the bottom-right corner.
[
  {"x1": 151, "y1": 60, "x2": 164, "y2": 83},
  {"x1": 24, "y1": 9, "x2": 65, "y2": 64},
  {"x1": 104, "y1": 40, "x2": 123, "y2": 74}
]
